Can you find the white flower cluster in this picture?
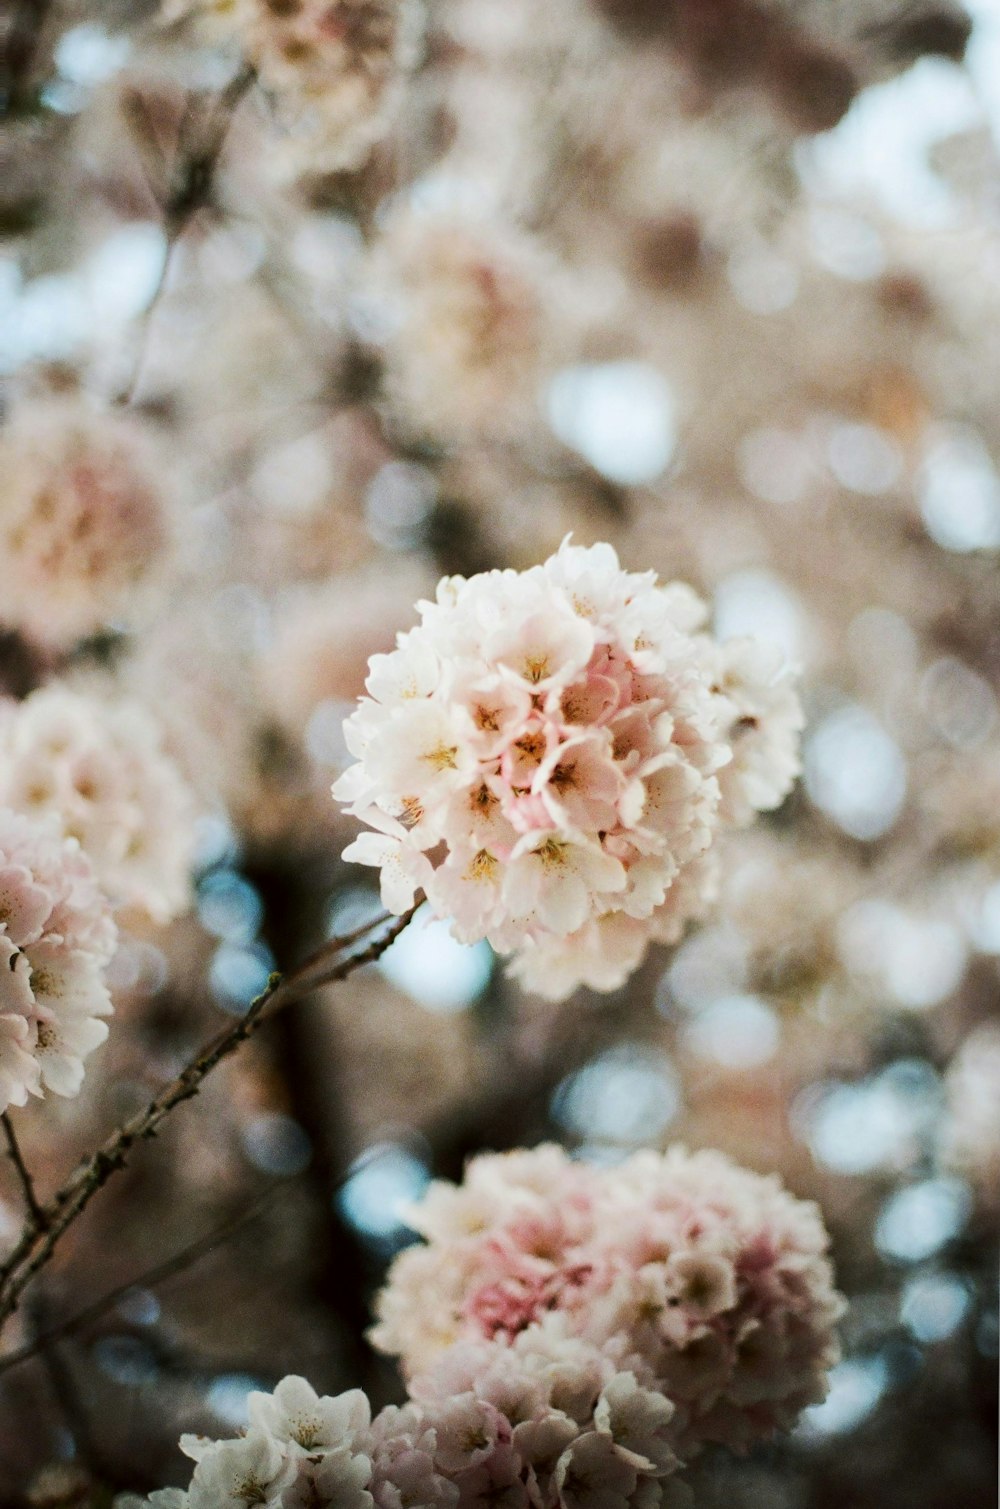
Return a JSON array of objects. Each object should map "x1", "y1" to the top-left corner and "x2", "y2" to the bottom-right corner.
[
  {"x1": 372, "y1": 1144, "x2": 845, "y2": 1457},
  {"x1": 335, "y1": 540, "x2": 803, "y2": 998},
  {"x1": 171, "y1": 0, "x2": 422, "y2": 174},
  {"x1": 117, "y1": 1352, "x2": 692, "y2": 1509},
  {"x1": 0, "y1": 807, "x2": 116, "y2": 1112},
  {"x1": 0, "y1": 686, "x2": 200, "y2": 924},
  {"x1": 0, "y1": 397, "x2": 170, "y2": 649}
]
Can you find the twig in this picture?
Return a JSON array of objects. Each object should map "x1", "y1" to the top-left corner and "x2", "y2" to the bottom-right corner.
[
  {"x1": 0, "y1": 1139, "x2": 387, "y2": 1379},
  {"x1": 0, "y1": 907, "x2": 416, "y2": 1328},
  {"x1": 0, "y1": 911, "x2": 392, "y2": 1291},
  {"x1": 1, "y1": 1113, "x2": 45, "y2": 1228},
  {"x1": 287, "y1": 908, "x2": 395, "y2": 989},
  {"x1": 0, "y1": 1179, "x2": 297, "y2": 1376},
  {"x1": 25, "y1": 1288, "x2": 105, "y2": 1476},
  {"x1": 123, "y1": 65, "x2": 256, "y2": 406}
]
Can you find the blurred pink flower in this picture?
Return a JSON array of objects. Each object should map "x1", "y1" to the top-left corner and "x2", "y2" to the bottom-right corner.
[
  {"x1": 0, "y1": 398, "x2": 172, "y2": 649},
  {"x1": 0, "y1": 686, "x2": 200, "y2": 924}
]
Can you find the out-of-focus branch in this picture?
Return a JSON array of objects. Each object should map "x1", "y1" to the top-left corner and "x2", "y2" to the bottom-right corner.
[
  {"x1": 0, "y1": 1175, "x2": 311, "y2": 1377},
  {"x1": 123, "y1": 64, "x2": 257, "y2": 406},
  {"x1": 0, "y1": 1117, "x2": 429, "y2": 1382},
  {"x1": 1, "y1": 1113, "x2": 45, "y2": 1228},
  {"x1": 0, "y1": 0, "x2": 54, "y2": 116},
  {"x1": 0, "y1": 906, "x2": 416, "y2": 1330},
  {"x1": 25, "y1": 1288, "x2": 109, "y2": 1479}
]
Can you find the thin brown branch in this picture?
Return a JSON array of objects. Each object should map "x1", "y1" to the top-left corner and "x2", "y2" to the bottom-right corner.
[
  {"x1": 0, "y1": 907, "x2": 399, "y2": 1287},
  {"x1": 0, "y1": 906, "x2": 415, "y2": 1329},
  {"x1": 0, "y1": 1179, "x2": 300, "y2": 1376},
  {"x1": 0, "y1": 1134, "x2": 388, "y2": 1379},
  {"x1": 1, "y1": 1113, "x2": 45, "y2": 1228},
  {"x1": 287, "y1": 908, "x2": 395, "y2": 988}
]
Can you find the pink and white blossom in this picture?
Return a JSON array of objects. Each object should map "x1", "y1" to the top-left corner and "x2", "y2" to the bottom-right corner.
[
  {"x1": 0, "y1": 807, "x2": 116, "y2": 1113},
  {"x1": 0, "y1": 686, "x2": 200, "y2": 924},
  {"x1": 371, "y1": 1144, "x2": 844, "y2": 1457},
  {"x1": 181, "y1": 1427, "x2": 296, "y2": 1509},
  {"x1": 705, "y1": 638, "x2": 805, "y2": 828},
  {"x1": 118, "y1": 1340, "x2": 685, "y2": 1509},
  {"x1": 249, "y1": 1376, "x2": 372, "y2": 1457},
  {"x1": 114, "y1": 1145, "x2": 836, "y2": 1504},
  {"x1": 334, "y1": 540, "x2": 802, "y2": 998}
]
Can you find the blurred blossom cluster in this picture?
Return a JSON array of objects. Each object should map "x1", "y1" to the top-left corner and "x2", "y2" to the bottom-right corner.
[
  {"x1": 0, "y1": 685, "x2": 201, "y2": 923},
  {"x1": 166, "y1": 0, "x2": 424, "y2": 176},
  {"x1": 0, "y1": 395, "x2": 173, "y2": 649},
  {"x1": 0, "y1": 0, "x2": 997, "y2": 1501}
]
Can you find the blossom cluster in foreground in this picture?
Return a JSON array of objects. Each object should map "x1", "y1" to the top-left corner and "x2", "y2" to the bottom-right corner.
[
  {"x1": 372, "y1": 1145, "x2": 844, "y2": 1457},
  {"x1": 0, "y1": 686, "x2": 200, "y2": 924},
  {"x1": 0, "y1": 808, "x2": 116, "y2": 1112},
  {"x1": 119, "y1": 1353, "x2": 694, "y2": 1509},
  {"x1": 119, "y1": 1146, "x2": 842, "y2": 1506},
  {"x1": 335, "y1": 540, "x2": 803, "y2": 998},
  {"x1": 0, "y1": 397, "x2": 170, "y2": 649}
]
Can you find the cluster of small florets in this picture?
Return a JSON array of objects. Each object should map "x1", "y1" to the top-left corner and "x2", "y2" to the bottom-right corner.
[
  {"x1": 0, "y1": 808, "x2": 117, "y2": 1113},
  {"x1": 117, "y1": 1146, "x2": 842, "y2": 1504},
  {"x1": 172, "y1": 0, "x2": 422, "y2": 173},
  {"x1": 371, "y1": 209, "x2": 555, "y2": 441},
  {"x1": 334, "y1": 540, "x2": 803, "y2": 998},
  {"x1": 0, "y1": 397, "x2": 171, "y2": 649},
  {"x1": 118, "y1": 1350, "x2": 691, "y2": 1509},
  {"x1": 0, "y1": 686, "x2": 200, "y2": 924},
  {"x1": 371, "y1": 1145, "x2": 845, "y2": 1457}
]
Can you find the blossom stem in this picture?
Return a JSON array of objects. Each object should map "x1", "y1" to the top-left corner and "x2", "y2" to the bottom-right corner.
[{"x1": 0, "y1": 905, "x2": 416, "y2": 1331}]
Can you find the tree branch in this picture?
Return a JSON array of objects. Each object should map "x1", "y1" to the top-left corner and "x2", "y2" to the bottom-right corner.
[
  {"x1": 123, "y1": 64, "x2": 256, "y2": 407},
  {"x1": 1, "y1": 1113, "x2": 45, "y2": 1228},
  {"x1": 0, "y1": 1131, "x2": 395, "y2": 1379},
  {"x1": 0, "y1": 906, "x2": 416, "y2": 1330},
  {"x1": 0, "y1": 1176, "x2": 306, "y2": 1376}
]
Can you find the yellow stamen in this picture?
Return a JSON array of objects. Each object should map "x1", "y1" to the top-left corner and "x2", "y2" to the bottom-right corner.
[{"x1": 421, "y1": 744, "x2": 458, "y2": 771}]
